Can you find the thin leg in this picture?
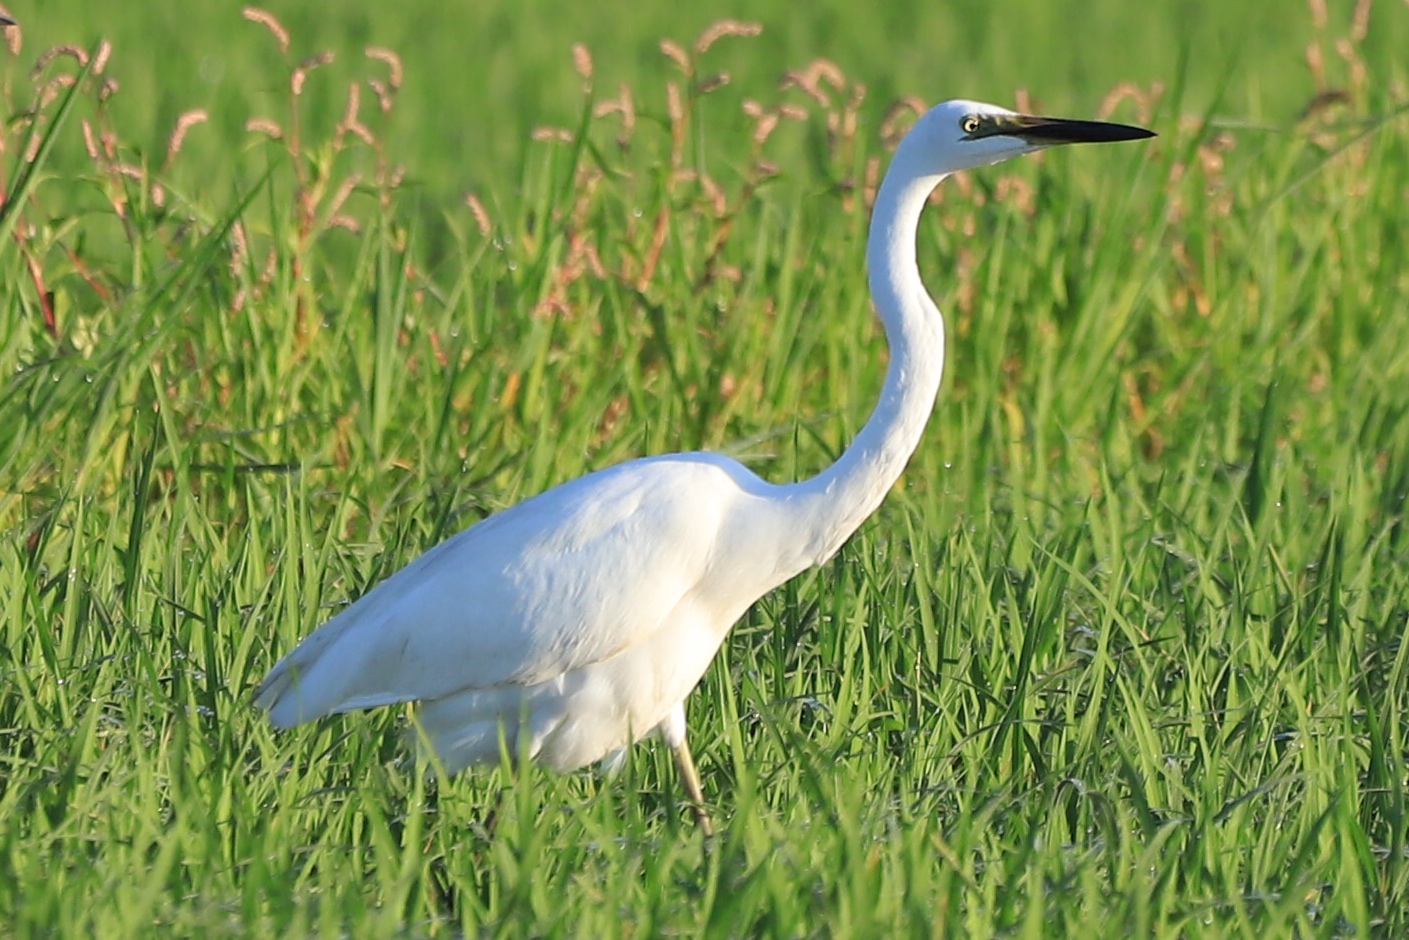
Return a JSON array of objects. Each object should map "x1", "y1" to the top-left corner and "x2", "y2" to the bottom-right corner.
[
  {"x1": 670, "y1": 738, "x2": 714, "y2": 837},
  {"x1": 659, "y1": 702, "x2": 713, "y2": 836}
]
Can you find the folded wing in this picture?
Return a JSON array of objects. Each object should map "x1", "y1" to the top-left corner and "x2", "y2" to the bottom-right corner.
[{"x1": 255, "y1": 453, "x2": 771, "y2": 728}]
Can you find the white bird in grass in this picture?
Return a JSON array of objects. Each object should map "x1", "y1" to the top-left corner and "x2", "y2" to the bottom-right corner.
[{"x1": 257, "y1": 99, "x2": 1152, "y2": 833}]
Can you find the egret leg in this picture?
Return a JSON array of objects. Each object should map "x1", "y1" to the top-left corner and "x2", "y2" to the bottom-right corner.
[
  {"x1": 670, "y1": 737, "x2": 714, "y2": 837},
  {"x1": 659, "y1": 702, "x2": 713, "y2": 836}
]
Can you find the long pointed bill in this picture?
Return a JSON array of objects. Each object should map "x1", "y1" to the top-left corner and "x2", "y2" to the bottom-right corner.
[
  {"x1": 979, "y1": 113, "x2": 1155, "y2": 145},
  {"x1": 0, "y1": 13, "x2": 16, "y2": 26}
]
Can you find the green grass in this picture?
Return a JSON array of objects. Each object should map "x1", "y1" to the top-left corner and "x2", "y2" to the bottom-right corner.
[{"x1": 3, "y1": 2, "x2": 1409, "y2": 936}]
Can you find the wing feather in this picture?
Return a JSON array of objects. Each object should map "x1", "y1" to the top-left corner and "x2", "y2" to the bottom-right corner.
[{"x1": 255, "y1": 454, "x2": 764, "y2": 727}]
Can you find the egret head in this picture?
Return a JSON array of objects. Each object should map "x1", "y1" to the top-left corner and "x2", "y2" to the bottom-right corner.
[{"x1": 906, "y1": 99, "x2": 1154, "y2": 176}]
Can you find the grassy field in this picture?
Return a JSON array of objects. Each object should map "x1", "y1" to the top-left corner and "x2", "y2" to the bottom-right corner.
[{"x1": 2, "y1": 1, "x2": 1408, "y2": 936}]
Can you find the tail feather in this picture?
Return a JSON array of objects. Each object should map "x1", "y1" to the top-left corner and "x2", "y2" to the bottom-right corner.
[
  {"x1": 254, "y1": 609, "x2": 374, "y2": 727},
  {"x1": 253, "y1": 656, "x2": 308, "y2": 729}
]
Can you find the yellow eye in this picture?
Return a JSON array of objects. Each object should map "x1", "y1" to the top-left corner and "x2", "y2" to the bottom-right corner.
[{"x1": 961, "y1": 115, "x2": 982, "y2": 135}]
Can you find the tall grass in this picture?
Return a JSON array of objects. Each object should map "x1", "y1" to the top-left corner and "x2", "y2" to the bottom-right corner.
[{"x1": 2, "y1": 2, "x2": 1408, "y2": 936}]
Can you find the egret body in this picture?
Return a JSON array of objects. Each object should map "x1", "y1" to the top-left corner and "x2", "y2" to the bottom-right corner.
[{"x1": 257, "y1": 99, "x2": 1153, "y2": 832}]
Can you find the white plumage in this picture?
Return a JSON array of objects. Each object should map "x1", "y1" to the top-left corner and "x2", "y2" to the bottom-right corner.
[
  {"x1": 257, "y1": 99, "x2": 1153, "y2": 831},
  {"x1": 260, "y1": 454, "x2": 809, "y2": 771}
]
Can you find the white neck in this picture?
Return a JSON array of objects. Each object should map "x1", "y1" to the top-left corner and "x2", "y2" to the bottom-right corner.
[{"x1": 786, "y1": 144, "x2": 948, "y2": 566}]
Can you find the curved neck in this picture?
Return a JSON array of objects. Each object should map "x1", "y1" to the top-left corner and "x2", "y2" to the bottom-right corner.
[{"x1": 788, "y1": 151, "x2": 948, "y2": 566}]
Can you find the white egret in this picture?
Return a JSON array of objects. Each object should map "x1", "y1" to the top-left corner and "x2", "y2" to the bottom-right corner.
[{"x1": 257, "y1": 99, "x2": 1153, "y2": 833}]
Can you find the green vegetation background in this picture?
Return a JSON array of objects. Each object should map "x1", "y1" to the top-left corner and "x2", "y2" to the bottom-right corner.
[{"x1": 2, "y1": 0, "x2": 1407, "y2": 936}]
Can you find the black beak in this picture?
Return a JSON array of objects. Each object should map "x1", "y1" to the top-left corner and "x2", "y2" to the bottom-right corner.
[
  {"x1": 1003, "y1": 113, "x2": 1155, "y2": 144},
  {"x1": 0, "y1": 13, "x2": 15, "y2": 26},
  {"x1": 976, "y1": 113, "x2": 1155, "y2": 145}
]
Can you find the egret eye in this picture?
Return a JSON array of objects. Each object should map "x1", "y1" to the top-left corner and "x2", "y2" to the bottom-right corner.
[{"x1": 961, "y1": 115, "x2": 982, "y2": 135}]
